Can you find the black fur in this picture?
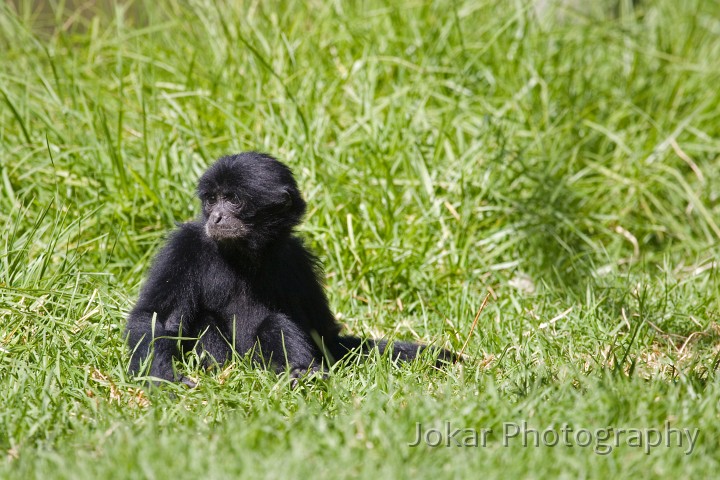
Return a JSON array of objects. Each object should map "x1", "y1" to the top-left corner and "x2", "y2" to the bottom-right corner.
[{"x1": 125, "y1": 152, "x2": 455, "y2": 384}]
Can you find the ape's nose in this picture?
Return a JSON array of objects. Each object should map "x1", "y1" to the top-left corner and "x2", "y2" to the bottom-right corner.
[{"x1": 211, "y1": 211, "x2": 223, "y2": 224}]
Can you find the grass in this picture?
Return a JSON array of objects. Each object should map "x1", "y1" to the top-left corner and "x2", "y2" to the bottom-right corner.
[{"x1": 1, "y1": 0, "x2": 719, "y2": 477}]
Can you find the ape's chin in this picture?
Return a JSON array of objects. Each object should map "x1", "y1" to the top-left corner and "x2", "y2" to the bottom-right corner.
[{"x1": 205, "y1": 224, "x2": 246, "y2": 243}]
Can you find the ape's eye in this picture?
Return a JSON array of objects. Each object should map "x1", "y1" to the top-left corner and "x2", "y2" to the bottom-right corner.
[
  {"x1": 205, "y1": 194, "x2": 217, "y2": 205},
  {"x1": 228, "y1": 194, "x2": 243, "y2": 207}
]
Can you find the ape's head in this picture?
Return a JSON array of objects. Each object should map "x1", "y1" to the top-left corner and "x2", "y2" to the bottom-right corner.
[{"x1": 197, "y1": 152, "x2": 306, "y2": 250}]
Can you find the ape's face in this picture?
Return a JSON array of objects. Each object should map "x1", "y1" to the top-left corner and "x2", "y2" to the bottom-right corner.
[
  {"x1": 200, "y1": 189, "x2": 248, "y2": 241},
  {"x1": 197, "y1": 153, "x2": 306, "y2": 250}
]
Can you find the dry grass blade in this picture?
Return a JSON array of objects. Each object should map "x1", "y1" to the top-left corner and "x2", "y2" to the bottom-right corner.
[{"x1": 458, "y1": 292, "x2": 491, "y2": 359}]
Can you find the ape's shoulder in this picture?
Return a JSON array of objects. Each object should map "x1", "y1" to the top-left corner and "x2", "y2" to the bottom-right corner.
[
  {"x1": 267, "y1": 235, "x2": 325, "y2": 288},
  {"x1": 172, "y1": 221, "x2": 208, "y2": 247},
  {"x1": 151, "y1": 221, "x2": 209, "y2": 269},
  {"x1": 280, "y1": 235, "x2": 319, "y2": 266}
]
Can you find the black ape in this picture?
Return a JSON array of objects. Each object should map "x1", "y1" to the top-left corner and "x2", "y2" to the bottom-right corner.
[{"x1": 125, "y1": 152, "x2": 453, "y2": 384}]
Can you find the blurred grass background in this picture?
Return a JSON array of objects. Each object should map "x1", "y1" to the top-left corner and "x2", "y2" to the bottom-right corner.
[{"x1": 1, "y1": 0, "x2": 719, "y2": 476}]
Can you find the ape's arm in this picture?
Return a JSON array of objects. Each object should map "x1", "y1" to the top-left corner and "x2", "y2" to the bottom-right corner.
[
  {"x1": 274, "y1": 238, "x2": 341, "y2": 340},
  {"x1": 125, "y1": 228, "x2": 200, "y2": 383}
]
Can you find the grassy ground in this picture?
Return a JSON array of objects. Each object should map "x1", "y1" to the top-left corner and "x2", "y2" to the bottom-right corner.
[{"x1": 1, "y1": 0, "x2": 719, "y2": 477}]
